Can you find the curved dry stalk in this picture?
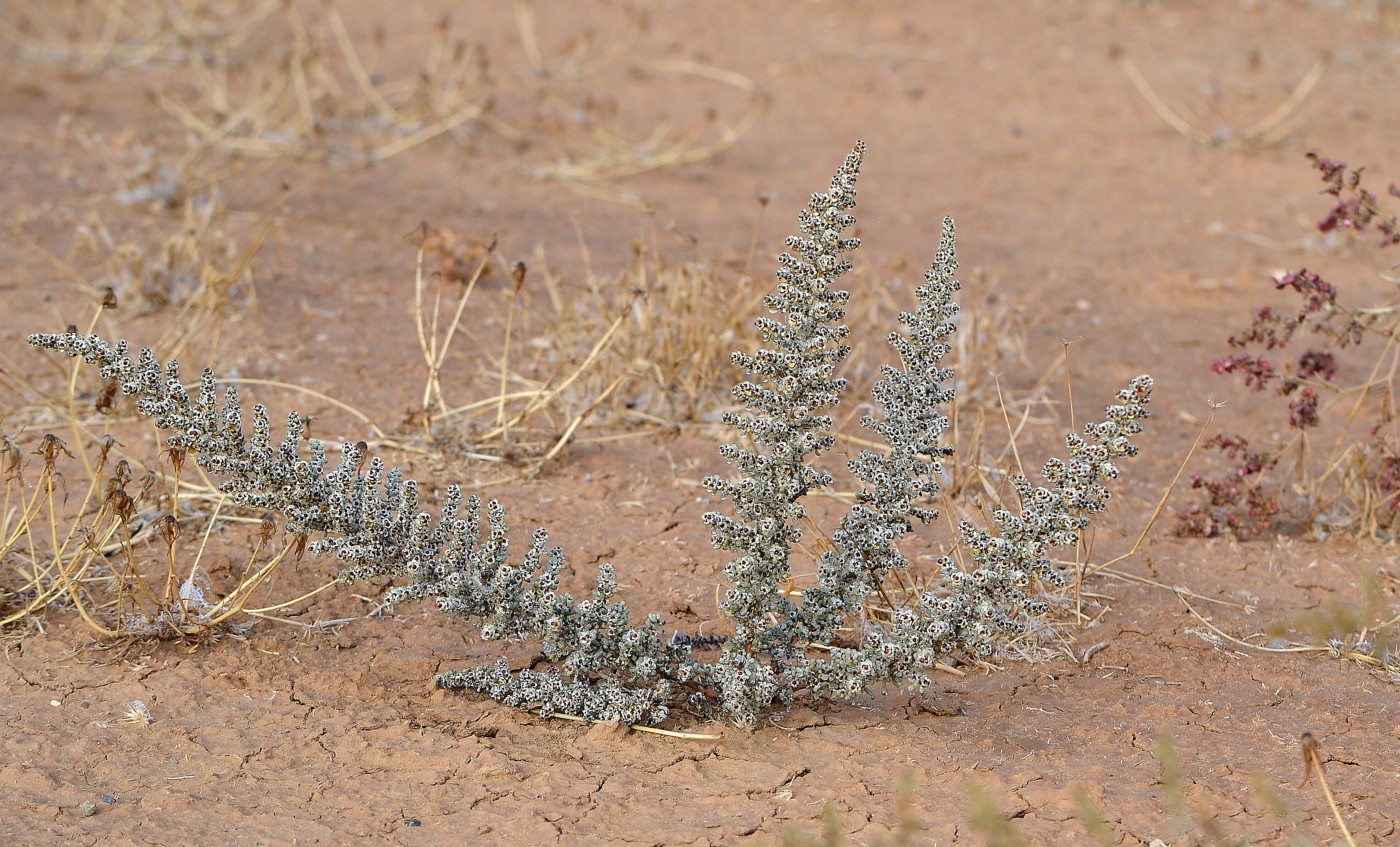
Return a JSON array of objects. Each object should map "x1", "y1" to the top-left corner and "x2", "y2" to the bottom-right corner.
[
  {"x1": 413, "y1": 233, "x2": 497, "y2": 420},
  {"x1": 478, "y1": 306, "x2": 630, "y2": 442},
  {"x1": 369, "y1": 105, "x2": 483, "y2": 163},
  {"x1": 1242, "y1": 57, "x2": 1328, "y2": 145},
  {"x1": 201, "y1": 544, "x2": 300, "y2": 628},
  {"x1": 1, "y1": 425, "x2": 329, "y2": 639},
  {"x1": 543, "y1": 710, "x2": 723, "y2": 740},
  {"x1": 325, "y1": 7, "x2": 409, "y2": 128},
  {"x1": 1176, "y1": 591, "x2": 1395, "y2": 677},
  {"x1": 1301, "y1": 732, "x2": 1360, "y2": 847},
  {"x1": 512, "y1": 0, "x2": 637, "y2": 83},
  {"x1": 534, "y1": 59, "x2": 768, "y2": 198},
  {"x1": 1122, "y1": 55, "x2": 1327, "y2": 150},
  {"x1": 244, "y1": 576, "x2": 341, "y2": 615},
  {"x1": 540, "y1": 371, "x2": 631, "y2": 464},
  {"x1": 1121, "y1": 57, "x2": 1212, "y2": 145},
  {"x1": 48, "y1": 503, "x2": 123, "y2": 639}
]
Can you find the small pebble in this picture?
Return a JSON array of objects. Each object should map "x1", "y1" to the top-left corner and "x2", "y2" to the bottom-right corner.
[
  {"x1": 403, "y1": 818, "x2": 422, "y2": 827},
  {"x1": 80, "y1": 801, "x2": 97, "y2": 817},
  {"x1": 102, "y1": 795, "x2": 118, "y2": 805}
]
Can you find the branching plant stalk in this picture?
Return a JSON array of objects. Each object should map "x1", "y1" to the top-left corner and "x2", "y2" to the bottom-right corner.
[
  {"x1": 496, "y1": 263, "x2": 528, "y2": 448},
  {"x1": 26, "y1": 143, "x2": 1152, "y2": 725},
  {"x1": 415, "y1": 234, "x2": 496, "y2": 425}
]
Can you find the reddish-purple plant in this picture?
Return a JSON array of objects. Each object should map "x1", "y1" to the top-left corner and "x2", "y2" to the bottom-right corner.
[
  {"x1": 1308, "y1": 153, "x2": 1400, "y2": 248},
  {"x1": 1208, "y1": 268, "x2": 1363, "y2": 421},
  {"x1": 1180, "y1": 154, "x2": 1400, "y2": 539},
  {"x1": 1178, "y1": 435, "x2": 1281, "y2": 539}
]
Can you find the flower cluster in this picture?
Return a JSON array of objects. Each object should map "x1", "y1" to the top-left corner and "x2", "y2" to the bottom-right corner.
[
  {"x1": 31, "y1": 143, "x2": 1153, "y2": 725},
  {"x1": 1183, "y1": 152, "x2": 1400, "y2": 539},
  {"x1": 792, "y1": 375, "x2": 1152, "y2": 704},
  {"x1": 1309, "y1": 152, "x2": 1400, "y2": 248},
  {"x1": 1177, "y1": 435, "x2": 1282, "y2": 539}
]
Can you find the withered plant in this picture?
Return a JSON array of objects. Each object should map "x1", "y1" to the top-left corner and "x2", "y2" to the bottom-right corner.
[
  {"x1": 398, "y1": 224, "x2": 765, "y2": 465},
  {"x1": 154, "y1": 5, "x2": 490, "y2": 165},
  {"x1": 17, "y1": 124, "x2": 277, "y2": 371},
  {"x1": 1121, "y1": 53, "x2": 1327, "y2": 152},
  {"x1": 0, "y1": 428, "x2": 308, "y2": 639},
  {"x1": 401, "y1": 222, "x2": 1043, "y2": 474},
  {"x1": 66, "y1": 123, "x2": 219, "y2": 211},
  {"x1": 2, "y1": 291, "x2": 339, "y2": 641},
  {"x1": 11, "y1": 0, "x2": 763, "y2": 199},
  {"x1": 1, "y1": 0, "x2": 279, "y2": 74},
  {"x1": 529, "y1": 58, "x2": 769, "y2": 207}
]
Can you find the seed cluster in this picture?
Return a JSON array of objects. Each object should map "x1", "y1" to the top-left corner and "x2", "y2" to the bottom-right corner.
[{"x1": 30, "y1": 142, "x2": 1152, "y2": 726}]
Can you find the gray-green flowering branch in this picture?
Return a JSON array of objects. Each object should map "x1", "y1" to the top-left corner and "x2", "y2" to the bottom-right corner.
[{"x1": 29, "y1": 142, "x2": 1152, "y2": 726}]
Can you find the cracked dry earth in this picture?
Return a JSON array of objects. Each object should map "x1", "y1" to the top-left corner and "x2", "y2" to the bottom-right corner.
[{"x1": 3, "y1": 0, "x2": 1400, "y2": 844}]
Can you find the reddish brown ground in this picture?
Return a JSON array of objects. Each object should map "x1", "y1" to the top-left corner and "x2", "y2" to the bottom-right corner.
[{"x1": 3, "y1": 1, "x2": 1400, "y2": 845}]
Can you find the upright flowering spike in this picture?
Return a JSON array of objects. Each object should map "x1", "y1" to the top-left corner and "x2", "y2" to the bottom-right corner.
[
  {"x1": 700, "y1": 142, "x2": 865, "y2": 722},
  {"x1": 797, "y1": 215, "x2": 961, "y2": 645}
]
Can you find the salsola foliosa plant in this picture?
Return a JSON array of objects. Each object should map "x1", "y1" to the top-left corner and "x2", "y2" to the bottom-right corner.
[
  {"x1": 29, "y1": 142, "x2": 1153, "y2": 726},
  {"x1": 1179, "y1": 152, "x2": 1400, "y2": 540}
]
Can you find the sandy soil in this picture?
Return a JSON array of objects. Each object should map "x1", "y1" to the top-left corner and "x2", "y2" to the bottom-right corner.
[{"x1": 3, "y1": 1, "x2": 1400, "y2": 844}]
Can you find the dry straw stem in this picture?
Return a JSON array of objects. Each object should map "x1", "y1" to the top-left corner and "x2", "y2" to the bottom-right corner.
[
  {"x1": 91, "y1": 199, "x2": 277, "y2": 365},
  {"x1": 2, "y1": 309, "x2": 330, "y2": 639},
  {"x1": 511, "y1": 0, "x2": 766, "y2": 204},
  {"x1": 542, "y1": 711, "x2": 721, "y2": 740},
  {"x1": 1175, "y1": 589, "x2": 1398, "y2": 683},
  {"x1": 512, "y1": 0, "x2": 636, "y2": 83},
  {"x1": 528, "y1": 238, "x2": 769, "y2": 426},
  {"x1": 411, "y1": 227, "x2": 499, "y2": 425},
  {"x1": 69, "y1": 124, "x2": 228, "y2": 210},
  {"x1": 157, "y1": 4, "x2": 489, "y2": 164},
  {"x1": 404, "y1": 229, "x2": 637, "y2": 464},
  {"x1": 532, "y1": 59, "x2": 769, "y2": 206},
  {"x1": 1301, "y1": 732, "x2": 1359, "y2": 847},
  {"x1": 1122, "y1": 55, "x2": 1327, "y2": 150},
  {"x1": 405, "y1": 225, "x2": 774, "y2": 463},
  {"x1": 1, "y1": 0, "x2": 279, "y2": 72},
  {"x1": 16, "y1": 164, "x2": 280, "y2": 369},
  {"x1": 0, "y1": 427, "x2": 309, "y2": 638},
  {"x1": 221, "y1": 378, "x2": 389, "y2": 444}
]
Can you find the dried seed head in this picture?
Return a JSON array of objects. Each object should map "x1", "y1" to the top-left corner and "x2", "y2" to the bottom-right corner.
[
  {"x1": 106, "y1": 489, "x2": 136, "y2": 524},
  {"x1": 158, "y1": 514, "x2": 181, "y2": 547}
]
